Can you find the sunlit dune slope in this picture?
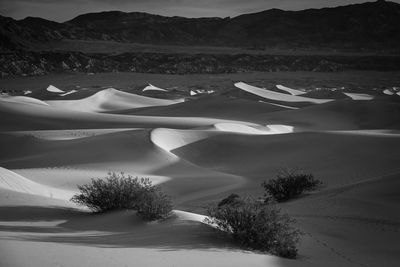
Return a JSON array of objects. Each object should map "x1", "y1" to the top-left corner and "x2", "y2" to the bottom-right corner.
[
  {"x1": 113, "y1": 95, "x2": 288, "y2": 122},
  {"x1": 0, "y1": 95, "x2": 49, "y2": 106},
  {"x1": 0, "y1": 100, "x2": 250, "y2": 131},
  {"x1": 0, "y1": 129, "x2": 246, "y2": 208},
  {"x1": 0, "y1": 167, "x2": 73, "y2": 200},
  {"x1": 343, "y1": 92, "x2": 374, "y2": 100},
  {"x1": 235, "y1": 82, "x2": 333, "y2": 104},
  {"x1": 276, "y1": 84, "x2": 307, "y2": 96},
  {"x1": 46, "y1": 88, "x2": 183, "y2": 113}
]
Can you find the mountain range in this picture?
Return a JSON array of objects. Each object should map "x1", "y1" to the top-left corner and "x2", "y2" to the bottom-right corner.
[{"x1": 1, "y1": 0, "x2": 400, "y2": 52}]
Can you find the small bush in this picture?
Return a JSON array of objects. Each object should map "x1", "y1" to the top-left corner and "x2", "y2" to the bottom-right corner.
[
  {"x1": 206, "y1": 196, "x2": 301, "y2": 258},
  {"x1": 262, "y1": 169, "x2": 322, "y2": 202},
  {"x1": 71, "y1": 172, "x2": 173, "y2": 221},
  {"x1": 136, "y1": 189, "x2": 173, "y2": 221},
  {"x1": 217, "y1": 193, "x2": 243, "y2": 207}
]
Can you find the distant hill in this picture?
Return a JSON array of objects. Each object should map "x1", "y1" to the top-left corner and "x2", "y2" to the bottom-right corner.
[{"x1": 1, "y1": 0, "x2": 400, "y2": 51}]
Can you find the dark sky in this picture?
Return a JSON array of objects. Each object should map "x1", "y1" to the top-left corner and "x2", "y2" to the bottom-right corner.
[{"x1": 1, "y1": 0, "x2": 400, "y2": 22}]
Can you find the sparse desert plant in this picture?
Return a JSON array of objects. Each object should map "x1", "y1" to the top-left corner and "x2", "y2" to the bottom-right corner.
[
  {"x1": 217, "y1": 193, "x2": 243, "y2": 207},
  {"x1": 206, "y1": 195, "x2": 301, "y2": 258},
  {"x1": 71, "y1": 172, "x2": 173, "y2": 221},
  {"x1": 136, "y1": 188, "x2": 173, "y2": 221},
  {"x1": 262, "y1": 169, "x2": 322, "y2": 202}
]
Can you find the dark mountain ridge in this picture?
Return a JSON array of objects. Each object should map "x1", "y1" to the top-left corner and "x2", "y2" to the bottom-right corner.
[
  {"x1": 1, "y1": 1, "x2": 400, "y2": 76},
  {"x1": 1, "y1": 0, "x2": 400, "y2": 51}
]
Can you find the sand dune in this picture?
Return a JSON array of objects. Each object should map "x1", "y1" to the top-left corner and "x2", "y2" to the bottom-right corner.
[
  {"x1": 151, "y1": 128, "x2": 219, "y2": 152},
  {"x1": 46, "y1": 88, "x2": 183, "y2": 113},
  {"x1": 0, "y1": 129, "x2": 242, "y2": 208},
  {"x1": 0, "y1": 100, "x2": 251, "y2": 131},
  {"x1": 0, "y1": 95, "x2": 49, "y2": 106},
  {"x1": 258, "y1": 100, "x2": 400, "y2": 131},
  {"x1": 282, "y1": 173, "x2": 400, "y2": 267},
  {"x1": 258, "y1": 100, "x2": 298, "y2": 109},
  {"x1": 151, "y1": 123, "x2": 293, "y2": 152},
  {"x1": 214, "y1": 123, "x2": 293, "y2": 135},
  {"x1": 173, "y1": 131, "x2": 400, "y2": 189},
  {"x1": 0, "y1": 129, "x2": 177, "y2": 172},
  {"x1": 301, "y1": 89, "x2": 349, "y2": 100},
  {"x1": 343, "y1": 92, "x2": 374, "y2": 100},
  {"x1": 46, "y1": 85, "x2": 64, "y2": 93},
  {"x1": 0, "y1": 207, "x2": 283, "y2": 267},
  {"x1": 120, "y1": 95, "x2": 288, "y2": 122},
  {"x1": 0, "y1": 167, "x2": 73, "y2": 200},
  {"x1": 1, "y1": 78, "x2": 400, "y2": 267},
  {"x1": 276, "y1": 84, "x2": 307, "y2": 95},
  {"x1": 383, "y1": 89, "x2": 394, "y2": 95},
  {"x1": 7, "y1": 128, "x2": 139, "y2": 140},
  {"x1": 59, "y1": 90, "x2": 78, "y2": 97},
  {"x1": 235, "y1": 82, "x2": 333, "y2": 104},
  {"x1": 143, "y1": 83, "x2": 168, "y2": 92},
  {"x1": 13, "y1": 168, "x2": 170, "y2": 193},
  {"x1": 327, "y1": 129, "x2": 400, "y2": 137}
]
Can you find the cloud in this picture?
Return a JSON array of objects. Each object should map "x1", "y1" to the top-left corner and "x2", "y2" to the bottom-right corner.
[{"x1": 1, "y1": 0, "x2": 400, "y2": 22}]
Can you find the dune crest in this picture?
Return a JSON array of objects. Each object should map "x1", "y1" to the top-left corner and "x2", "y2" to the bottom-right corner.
[
  {"x1": 235, "y1": 82, "x2": 333, "y2": 104},
  {"x1": 46, "y1": 85, "x2": 64, "y2": 93},
  {"x1": 0, "y1": 95, "x2": 49, "y2": 106},
  {"x1": 151, "y1": 123, "x2": 294, "y2": 152},
  {"x1": 60, "y1": 90, "x2": 78, "y2": 97},
  {"x1": 276, "y1": 84, "x2": 307, "y2": 96},
  {"x1": 143, "y1": 84, "x2": 168, "y2": 92},
  {"x1": 47, "y1": 88, "x2": 183, "y2": 113},
  {"x1": 383, "y1": 89, "x2": 394, "y2": 95},
  {"x1": 214, "y1": 123, "x2": 293, "y2": 135},
  {"x1": 151, "y1": 128, "x2": 216, "y2": 152},
  {"x1": 343, "y1": 92, "x2": 374, "y2": 100}
]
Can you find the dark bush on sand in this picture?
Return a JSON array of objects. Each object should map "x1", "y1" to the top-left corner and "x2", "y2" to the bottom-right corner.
[
  {"x1": 136, "y1": 187, "x2": 173, "y2": 221},
  {"x1": 206, "y1": 195, "x2": 301, "y2": 259},
  {"x1": 71, "y1": 172, "x2": 172, "y2": 221},
  {"x1": 262, "y1": 169, "x2": 322, "y2": 202}
]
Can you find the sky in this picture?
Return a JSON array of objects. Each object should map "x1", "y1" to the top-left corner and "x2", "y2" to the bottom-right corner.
[{"x1": 1, "y1": 0, "x2": 400, "y2": 22}]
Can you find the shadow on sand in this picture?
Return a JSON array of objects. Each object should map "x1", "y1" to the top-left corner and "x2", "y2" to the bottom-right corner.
[{"x1": 0, "y1": 206, "x2": 240, "y2": 252}]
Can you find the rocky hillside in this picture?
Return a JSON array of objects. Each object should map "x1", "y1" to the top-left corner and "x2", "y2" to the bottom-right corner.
[{"x1": 2, "y1": 51, "x2": 400, "y2": 77}]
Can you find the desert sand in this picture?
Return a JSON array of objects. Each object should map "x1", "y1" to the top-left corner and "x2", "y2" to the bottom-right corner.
[
  {"x1": 235, "y1": 82, "x2": 333, "y2": 104},
  {"x1": 46, "y1": 88, "x2": 183, "y2": 112},
  {"x1": 46, "y1": 85, "x2": 65, "y2": 93},
  {"x1": 143, "y1": 83, "x2": 168, "y2": 92},
  {"x1": 276, "y1": 85, "x2": 307, "y2": 96},
  {"x1": 343, "y1": 92, "x2": 374, "y2": 100},
  {"x1": 1, "y1": 80, "x2": 399, "y2": 267}
]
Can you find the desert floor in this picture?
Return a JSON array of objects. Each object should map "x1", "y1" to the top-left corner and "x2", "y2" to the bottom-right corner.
[{"x1": 1, "y1": 71, "x2": 400, "y2": 267}]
